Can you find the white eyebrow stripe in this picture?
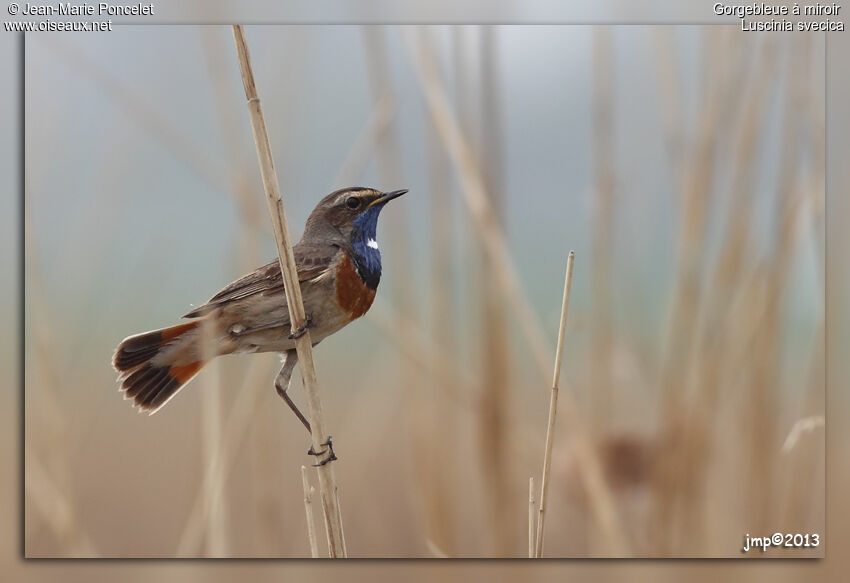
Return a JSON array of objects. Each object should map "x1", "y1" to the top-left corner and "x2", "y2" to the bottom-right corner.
[{"x1": 367, "y1": 238, "x2": 379, "y2": 250}]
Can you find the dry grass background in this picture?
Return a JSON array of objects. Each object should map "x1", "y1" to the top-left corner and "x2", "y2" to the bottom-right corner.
[{"x1": 19, "y1": 25, "x2": 827, "y2": 562}]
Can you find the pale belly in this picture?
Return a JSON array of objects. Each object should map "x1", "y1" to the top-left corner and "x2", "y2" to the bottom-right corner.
[
  {"x1": 177, "y1": 253, "x2": 378, "y2": 360},
  {"x1": 217, "y1": 273, "x2": 359, "y2": 354}
]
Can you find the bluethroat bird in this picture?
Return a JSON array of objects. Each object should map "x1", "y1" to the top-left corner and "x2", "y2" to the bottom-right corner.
[{"x1": 112, "y1": 187, "x2": 406, "y2": 452}]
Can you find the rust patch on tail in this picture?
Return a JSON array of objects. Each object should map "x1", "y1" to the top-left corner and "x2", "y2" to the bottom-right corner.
[
  {"x1": 161, "y1": 320, "x2": 199, "y2": 342},
  {"x1": 168, "y1": 361, "x2": 203, "y2": 384}
]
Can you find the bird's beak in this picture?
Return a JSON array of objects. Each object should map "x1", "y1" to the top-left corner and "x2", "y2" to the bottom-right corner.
[{"x1": 369, "y1": 189, "x2": 408, "y2": 207}]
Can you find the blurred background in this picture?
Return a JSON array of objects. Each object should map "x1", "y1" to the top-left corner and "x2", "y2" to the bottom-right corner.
[{"x1": 19, "y1": 23, "x2": 826, "y2": 561}]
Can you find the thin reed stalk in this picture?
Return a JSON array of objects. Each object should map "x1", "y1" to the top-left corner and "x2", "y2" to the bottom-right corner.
[
  {"x1": 333, "y1": 87, "x2": 397, "y2": 188},
  {"x1": 657, "y1": 28, "x2": 727, "y2": 415},
  {"x1": 364, "y1": 27, "x2": 443, "y2": 555},
  {"x1": 200, "y1": 27, "x2": 289, "y2": 554},
  {"x1": 535, "y1": 251, "x2": 574, "y2": 558},
  {"x1": 425, "y1": 34, "x2": 458, "y2": 553},
  {"x1": 678, "y1": 40, "x2": 777, "y2": 552},
  {"x1": 590, "y1": 27, "x2": 615, "y2": 429},
  {"x1": 779, "y1": 56, "x2": 825, "y2": 528},
  {"x1": 747, "y1": 35, "x2": 811, "y2": 534},
  {"x1": 199, "y1": 359, "x2": 228, "y2": 556},
  {"x1": 368, "y1": 303, "x2": 477, "y2": 403},
  {"x1": 176, "y1": 360, "x2": 274, "y2": 555},
  {"x1": 652, "y1": 28, "x2": 731, "y2": 555},
  {"x1": 194, "y1": 281, "x2": 230, "y2": 556},
  {"x1": 334, "y1": 486, "x2": 348, "y2": 557},
  {"x1": 231, "y1": 25, "x2": 345, "y2": 558},
  {"x1": 301, "y1": 466, "x2": 319, "y2": 558},
  {"x1": 478, "y1": 25, "x2": 513, "y2": 556},
  {"x1": 406, "y1": 30, "x2": 628, "y2": 555},
  {"x1": 43, "y1": 36, "x2": 230, "y2": 194},
  {"x1": 404, "y1": 29, "x2": 551, "y2": 399},
  {"x1": 651, "y1": 29, "x2": 685, "y2": 193},
  {"x1": 528, "y1": 477, "x2": 535, "y2": 558},
  {"x1": 25, "y1": 445, "x2": 99, "y2": 557},
  {"x1": 426, "y1": 539, "x2": 450, "y2": 558}
]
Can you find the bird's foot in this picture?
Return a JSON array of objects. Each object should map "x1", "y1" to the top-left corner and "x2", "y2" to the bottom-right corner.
[
  {"x1": 288, "y1": 316, "x2": 315, "y2": 340},
  {"x1": 307, "y1": 435, "x2": 337, "y2": 466}
]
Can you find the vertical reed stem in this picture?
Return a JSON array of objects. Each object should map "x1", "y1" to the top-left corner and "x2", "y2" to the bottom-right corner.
[
  {"x1": 590, "y1": 27, "x2": 615, "y2": 428},
  {"x1": 535, "y1": 251, "x2": 575, "y2": 557},
  {"x1": 334, "y1": 486, "x2": 348, "y2": 557},
  {"x1": 528, "y1": 477, "x2": 535, "y2": 558},
  {"x1": 231, "y1": 25, "x2": 346, "y2": 558},
  {"x1": 478, "y1": 25, "x2": 513, "y2": 556},
  {"x1": 301, "y1": 466, "x2": 319, "y2": 558}
]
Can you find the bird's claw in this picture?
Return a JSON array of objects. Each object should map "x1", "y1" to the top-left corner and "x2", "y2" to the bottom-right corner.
[
  {"x1": 288, "y1": 316, "x2": 314, "y2": 340},
  {"x1": 307, "y1": 435, "x2": 337, "y2": 466}
]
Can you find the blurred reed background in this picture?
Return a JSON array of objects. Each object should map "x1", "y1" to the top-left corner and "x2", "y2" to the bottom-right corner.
[{"x1": 23, "y1": 25, "x2": 824, "y2": 558}]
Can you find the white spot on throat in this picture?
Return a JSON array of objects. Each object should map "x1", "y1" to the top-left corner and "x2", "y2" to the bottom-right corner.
[{"x1": 367, "y1": 238, "x2": 379, "y2": 250}]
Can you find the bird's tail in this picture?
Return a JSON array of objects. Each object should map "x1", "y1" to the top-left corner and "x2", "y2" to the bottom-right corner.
[{"x1": 112, "y1": 320, "x2": 208, "y2": 414}]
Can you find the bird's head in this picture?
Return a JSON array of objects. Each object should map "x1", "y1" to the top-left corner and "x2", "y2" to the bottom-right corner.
[{"x1": 303, "y1": 187, "x2": 407, "y2": 245}]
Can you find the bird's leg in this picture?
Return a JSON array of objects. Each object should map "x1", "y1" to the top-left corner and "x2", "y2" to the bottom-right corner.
[
  {"x1": 274, "y1": 350, "x2": 311, "y2": 433},
  {"x1": 274, "y1": 348, "x2": 337, "y2": 466},
  {"x1": 288, "y1": 315, "x2": 315, "y2": 340},
  {"x1": 275, "y1": 350, "x2": 338, "y2": 465}
]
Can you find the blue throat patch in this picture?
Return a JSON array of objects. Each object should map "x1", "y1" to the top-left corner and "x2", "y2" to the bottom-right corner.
[{"x1": 350, "y1": 204, "x2": 384, "y2": 290}]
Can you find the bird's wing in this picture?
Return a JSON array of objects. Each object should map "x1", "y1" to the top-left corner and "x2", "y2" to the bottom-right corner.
[{"x1": 183, "y1": 243, "x2": 339, "y2": 318}]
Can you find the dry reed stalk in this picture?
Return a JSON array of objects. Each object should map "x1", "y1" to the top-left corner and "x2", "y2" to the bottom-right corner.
[
  {"x1": 672, "y1": 40, "x2": 777, "y2": 552},
  {"x1": 23, "y1": 204, "x2": 85, "y2": 557},
  {"x1": 452, "y1": 26, "x2": 481, "y2": 344},
  {"x1": 199, "y1": 359, "x2": 229, "y2": 556},
  {"x1": 806, "y1": 46, "x2": 826, "y2": 271},
  {"x1": 394, "y1": 27, "x2": 459, "y2": 554},
  {"x1": 195, "y1": 270, "x2": 230, "y2": 556},
  {"x1": 590, "y1": 26, "x2": 615, "y2": 429},
  {"x1": 334, "y1": 486, "x2": 348, "y2": 557},
  {"x1": 333, "y1": 87, "x2": 397, "y2": 188},
  {"x1": 374, "y1": 304, "x2": 587, "y2": 466},
  {"x1": 651, "y1": 29, "x2": 685, "y2": 194},
  {"x1": 478, "y1": 25, "x2": 513, "y2": 556},
  {"x1": 23, "y1": 209, "x2": 67, "y2": 459},
  {"x1": 368, "y1": 303, "x2": 477, "y2": 404},
  {"x1": 779, "y1": 58, "x2": 825, "y2": 528},
  {"x1": 231, "y1": 25, "x2": 345, "y2": 557},
  {"x1": 746, "y1": 36, "x2": 811, "y2": 534},
  {"x1": 200, "y1": 28, "x2": 298, "y2": 554},
  {"x1": 426, "y1": 539, "x2": 450, "y2": 558},
  {"x1": 781, "y1": 416, "x2": 825, "y2": 455},
  {"x1": 701, "y1": 40, "x2": 776, "y2": 336},
  {"x1": 781, "y1": 341, "x2": 826, "y2": 529},
  {"x1": 362, "y1": 28, "x2": 407, "y2": 279},
  {"x1": 657, "y1": 27, "x2": 727, "y2": 414},
  {"x1": 528, "y1": 477, "x2": 535, "y2": 558},
  {"x1": 406, "y1": 30, "x2": 628, "y2": 556},
  {"x1": 25, "y1": 445, "x2": 99, "y2": 557},
  {"x1": 44, "y1": 36, "x2": 230, "y2": 194},
  {"x1": 176, "y1": 359, "x2": 273, "y2": 555},
  {"x1": 425, "y1": 38, "x2": 458, "y2": 553},
  {"x1": 301, "y1": 466, "x2": 319, "y2": 558},
  {"x1": 200, "y1": 27, "x2": 250, "y2": 176},
  {"x1": 200, "y1": 28, "x2": 287, "y2": 554},
  {"x1": 652, "y1": 28, "x2": 731, "y2": 555},
  {"x1": 31, "y1": 59, "x2": 253, "y2": 554},
  {"x1": 451, "y1": 26, "x2": 486, "y2": 556},
  {"x1": 199, "y1": 27, "x2": 269, "y2": 257},
  {"x1": 403, "y1": 29, "x2": 550, "y2": 405},
  {"x1": 534, "y1": 252, "x2": 574, "y2": 558},
  {"x1": 364, "y1": 27, "x2": 447, "y2": 555}
]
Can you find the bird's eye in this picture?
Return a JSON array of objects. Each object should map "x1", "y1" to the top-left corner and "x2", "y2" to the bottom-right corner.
[{"x1": 345, "y1": 196, "x2": 361, "y2": 210}]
